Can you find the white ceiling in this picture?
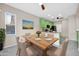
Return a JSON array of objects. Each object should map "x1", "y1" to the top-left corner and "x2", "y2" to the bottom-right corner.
[{"x1": 6, "y1": 3, "x2": 78, "y2": 20}]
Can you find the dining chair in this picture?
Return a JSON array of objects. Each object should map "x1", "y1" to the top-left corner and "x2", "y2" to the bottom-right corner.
[
  {"x1": 16, "y1": 36, "x2": 30, "y2": 56},
  {"x1": 47, "y1": 39, "x2": 68, "y2": 56},
  {"x1": 16, "y1": 36, "x2": 43, "y2": 56}
]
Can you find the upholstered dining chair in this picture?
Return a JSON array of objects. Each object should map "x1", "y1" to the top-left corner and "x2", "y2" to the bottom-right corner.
[
  {"x1": 47, "y1": 39, "x2": 68, "y2": 56},
  {"x1": 16, "y1": 36, "x2": 43, "y2": 56},
  {"x1": 16, "y1": 36, "x2": 30, "y2": 56}
]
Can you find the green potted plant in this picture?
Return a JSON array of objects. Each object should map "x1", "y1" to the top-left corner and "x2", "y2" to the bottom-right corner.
[{"x1": 0, "y1": 28, "x2": 5, "y2": 51}]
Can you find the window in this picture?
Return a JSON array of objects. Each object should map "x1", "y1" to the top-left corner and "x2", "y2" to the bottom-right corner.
[{"x1": 5, "y1": 12, "x2": 16, "y2": 35}]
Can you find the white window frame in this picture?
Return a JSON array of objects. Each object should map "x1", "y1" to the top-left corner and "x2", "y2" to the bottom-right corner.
[{"x1": 5, "y1": 12, "x2": 16, "y2": 35}]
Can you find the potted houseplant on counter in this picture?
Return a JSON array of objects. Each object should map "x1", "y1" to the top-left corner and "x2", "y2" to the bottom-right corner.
[{"x1": 0, "y1": 28, "x2": 5, "y2": 51}]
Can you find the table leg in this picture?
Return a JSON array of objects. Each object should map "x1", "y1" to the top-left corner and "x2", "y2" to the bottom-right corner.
[{"x1": 42, "y1": 49, "x2": 48, "y2": 56}]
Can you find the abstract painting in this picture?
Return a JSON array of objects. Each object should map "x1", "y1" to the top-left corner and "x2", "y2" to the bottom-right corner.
[{"x1": 22, "y1": 19, "x2": 34, "y2": 29}]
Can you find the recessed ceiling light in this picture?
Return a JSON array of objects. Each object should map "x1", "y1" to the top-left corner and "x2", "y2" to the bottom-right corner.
[
  {"x1": 51, "y1": 16, "x2": 54, "y2": 19},
  {"x1": 57, "y1": 14, "x2": 63, "y2": 19},
  {"x1": 48, "y1": 14, "x2": 51, "y2": 17}
]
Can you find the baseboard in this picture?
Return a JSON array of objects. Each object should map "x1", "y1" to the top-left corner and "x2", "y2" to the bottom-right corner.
[{"x1": 4, "y1": 43, "x2": 17, "y2": 49}]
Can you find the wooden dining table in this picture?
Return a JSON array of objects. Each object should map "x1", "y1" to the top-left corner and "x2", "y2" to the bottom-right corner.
[{"x1": 26, "y1": 33, "x2": 58, "y2": 56}]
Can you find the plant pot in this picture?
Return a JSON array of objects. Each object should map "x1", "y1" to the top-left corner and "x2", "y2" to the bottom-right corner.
[{"x1": 0, "y1": 43, "x2": 3, "y2": 51}]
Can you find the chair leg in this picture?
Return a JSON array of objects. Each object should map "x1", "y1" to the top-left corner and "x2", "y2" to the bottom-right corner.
[{"x1": 16, "y1": 48, "x2": 20, "y2": 56}]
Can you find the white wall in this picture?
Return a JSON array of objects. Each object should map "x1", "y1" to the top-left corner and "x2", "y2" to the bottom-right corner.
[
  {"x1": 55, "y1": 19, "x2": 69, "y2": 39},
  {"x1": 75, "y1": 16, "x2": 79, "y2": 31},
  {"x1": 61, "y1": 19, "x2": 69, "y2": 38},
  {"x1": 68, "y1": 15, "x2": 77, "y2": 41},
  {"x1": 56, "y1": 23, "x2": 62, "y2": 32}
]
